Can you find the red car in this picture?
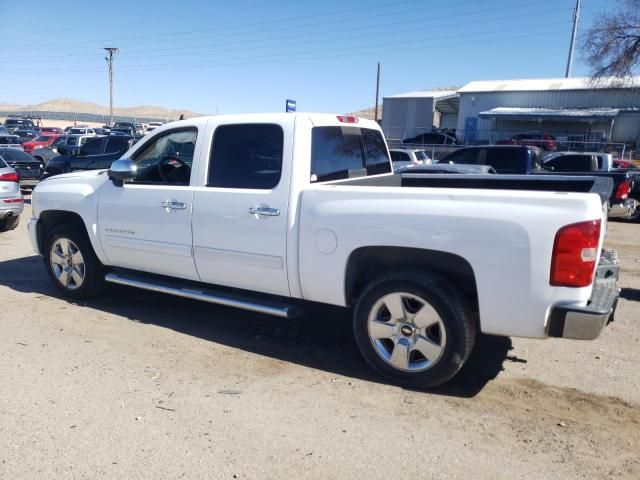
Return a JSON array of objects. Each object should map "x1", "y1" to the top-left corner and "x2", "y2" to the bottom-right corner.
[
  {"x1": 613, "y1": 159, "x2": 638, "y2": 169},
  {"x1": 497, "y1": 133, "x2": 557, "y2": 151},
  {"x1": 39, "y1": 127, "x2": 64, "y2": 135},
  {"x1": 22, "y1": 134, "x2": 63, "y2": 153}
]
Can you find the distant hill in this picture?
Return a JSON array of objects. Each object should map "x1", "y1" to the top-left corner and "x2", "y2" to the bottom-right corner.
[{"x1": 2, "y1": 98, "x2": 204, "y2": 120}]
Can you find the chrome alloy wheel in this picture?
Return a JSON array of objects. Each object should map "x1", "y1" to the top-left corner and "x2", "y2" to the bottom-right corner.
[
  {"x1": 49, "y1": 238, "x2": 85, "y2": 290},
  {"x1": 367, "y1": 292, "x2": 447, "y2": 372}
]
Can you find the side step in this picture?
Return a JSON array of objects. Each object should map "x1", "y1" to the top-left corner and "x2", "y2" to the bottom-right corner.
[{"x1": 105, "y1": 272, "x2": 297, "y2": 319}]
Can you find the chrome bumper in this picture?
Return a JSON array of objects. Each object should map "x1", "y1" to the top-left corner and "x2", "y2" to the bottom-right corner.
[
  {"x1": 608, "y1": 198, "x2": 639, "y2": 219},
  {"x1": 547, "y1": 250, "x2": 619, "y2": 340}
]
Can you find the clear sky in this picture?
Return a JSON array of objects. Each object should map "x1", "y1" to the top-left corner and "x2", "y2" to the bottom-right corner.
[{"x1": 0, "y1": 0, "x2": 620, "y2": 115}]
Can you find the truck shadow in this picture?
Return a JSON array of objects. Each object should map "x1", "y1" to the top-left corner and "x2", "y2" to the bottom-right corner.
[
  {"x1": 620, "y1": 288, "x2": 640, "y2": 302},
  {"x1": 0, "y1": 255, "x2": 515, "y2": 398}
]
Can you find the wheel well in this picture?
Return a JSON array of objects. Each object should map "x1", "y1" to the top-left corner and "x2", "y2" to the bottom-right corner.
[
  {"x1": 345, "y1": 246, "x2": 479, "y2": 315},
  {"x1": 37, "y1": 210, "x2": 88, "y2": 252}
]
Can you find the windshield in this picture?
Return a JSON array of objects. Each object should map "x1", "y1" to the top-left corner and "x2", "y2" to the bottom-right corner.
[{"x1": 34, "y1": 136, "x2": 51, "y2": 142}]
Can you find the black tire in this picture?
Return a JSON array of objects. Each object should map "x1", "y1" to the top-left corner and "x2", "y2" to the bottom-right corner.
[
  {"x1": 353, "y1": 271, "x2": 476, "y2": 388},
  {"x1": 0, "y1": 216, "x2": 19, "y2": 232},
  {"x1": 43, "y1": 225, "x2": 104, "y2": 299}
]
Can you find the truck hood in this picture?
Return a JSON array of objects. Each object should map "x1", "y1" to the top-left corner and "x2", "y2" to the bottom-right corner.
[{"x1": 41, "y1": 169, "x2": 108, "y2": 182}]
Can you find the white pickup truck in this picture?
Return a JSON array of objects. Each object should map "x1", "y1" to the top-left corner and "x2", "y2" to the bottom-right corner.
[{"x1": 28, "y1": 114, "x2": 620, "y2": 387}]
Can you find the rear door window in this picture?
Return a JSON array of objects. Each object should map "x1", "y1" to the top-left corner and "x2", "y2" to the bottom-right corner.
[
  {"x1": 81, "y1": 138, "x2": 104, "y2": 155},
  {"x1": 106, "y1": 137, "x2": 130, "y2": 154},
  {"x1": 311, "y1": 126, "x2": 390, "y2": 182}
]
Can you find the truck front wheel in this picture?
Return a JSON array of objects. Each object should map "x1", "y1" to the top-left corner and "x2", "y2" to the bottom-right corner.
[
  {"x1": 43, "y1": 225, "x2": 104, "y2": 299},
  {"x1": 353, "y1": 271, "x2": 476, "y2": 388}
]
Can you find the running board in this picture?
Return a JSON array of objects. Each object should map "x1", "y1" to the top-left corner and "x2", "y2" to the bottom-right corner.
[{"x1": 104, "y1": 272, "x2": 296, "y2": 319}]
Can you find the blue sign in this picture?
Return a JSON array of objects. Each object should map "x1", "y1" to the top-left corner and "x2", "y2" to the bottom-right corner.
[{"x1": 286, "y1": 99, "x2": 296, "y2": 113}]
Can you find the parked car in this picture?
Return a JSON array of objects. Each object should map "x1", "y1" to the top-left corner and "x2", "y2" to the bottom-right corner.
[
  {"x1": 29, "y1": 113, "x2": 619, "y2": 387},
  {"x1": 0, "y1": 126, "x2": 8, "y2": 134},
  {"x1": 13, "y1": 129, "x2": 39, "y2": 144},
  {"x1": 22, "y1": 134, "x2": 63, "y2": 154},
  {"x1": 42, "y1": 135, "x2": 134, "y2": 178},
  {"x1": 543, "y1": 152, "x2": 613, "y2": 172},
  {"x1": 145, "y1": 121, "x2": 163, "y2": 134},
  {"x1": 496, "y1": 133, "x2": 557, "y2": 151},
  {"x1": 39, "y1": 127, "x2": 64, "y2": 135},
  {"x1": 0, "y1": 134, "x2": 24, "y2": 150},
  {"x1": 0, "y1": 156, "x2": 23, "y2": 232},
  {"x1": 31, "y1": 136, "x2": 68, "y2": 166},
  {"x1": 4, "y1": 117, "x2": 35, "y2": 133},
  {"x1": 389, "y1": 148, "x2": 431, "y2": 171},
  {"x1": 614, "y1": 159, "x2": 638, "y2": 169},
  {"x1": 403, "y1": 132, "x2": 456, "y2": 145},
  {"x1": 0, "y1": 147, "x2": 44, "y2": 188},
  {"x1": 67, "y1": 127, "x2": 96, "y2": 135},
  {"x1": 438, "y1": 145, "x2": 543, "y2": 174}
]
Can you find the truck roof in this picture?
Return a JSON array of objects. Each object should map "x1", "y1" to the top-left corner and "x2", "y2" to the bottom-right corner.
[{"x1": 169, "y1": 113, "x2": 380, "y2": 130}]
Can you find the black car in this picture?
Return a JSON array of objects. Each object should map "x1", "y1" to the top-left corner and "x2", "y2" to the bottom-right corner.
[
  {"x1": 43, "y1": 135, "x2": 134, "y2": 178},
  {"x1": 403, "y1": 132, "x2": 456, "y2": 145},
  {"x1": 4, "y1": 117, "x2": 35, "y2": 133},
  {"x1": 0, "y1": 148, "x2": 44, "y2": 187},
  {"x1": 438, "y1": 145, "x2": 543, "y2": 174},
  {"x1": 13, "y1": 129, "x2": 39, "y2": 144}
]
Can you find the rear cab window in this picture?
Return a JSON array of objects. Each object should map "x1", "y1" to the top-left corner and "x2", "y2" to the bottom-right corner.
[{"x1": 310, "y1": 126, "x2": 391, "y2": 183}]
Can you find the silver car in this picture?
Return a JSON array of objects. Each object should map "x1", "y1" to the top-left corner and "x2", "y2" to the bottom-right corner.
[
  {"x1": 0, "y1": 156, "x2": 24, "y2": 232},
  {"x1": 389, "y1": 148, "x2": 432, "y2": 171}
]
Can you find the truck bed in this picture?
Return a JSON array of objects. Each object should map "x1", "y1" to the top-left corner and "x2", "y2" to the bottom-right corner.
[{"x1": 338, "y1": 174, "x2": 613, "y2": 205}]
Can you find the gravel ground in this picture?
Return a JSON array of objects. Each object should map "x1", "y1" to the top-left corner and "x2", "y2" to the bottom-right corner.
[{"x1": 1, "y1": 202, "x2": 638, "y2": 479}]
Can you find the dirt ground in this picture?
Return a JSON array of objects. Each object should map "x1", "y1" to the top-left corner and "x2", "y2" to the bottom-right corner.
[{"x1": 1, "y1": 201, "x2": 639, "y2": 479}]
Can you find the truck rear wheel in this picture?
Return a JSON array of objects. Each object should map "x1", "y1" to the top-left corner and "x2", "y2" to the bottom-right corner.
[
  {"x1": 43, "y1": 225, "x2": 104, "y2": 299},
  {"x1": 353, "y1": 271, "x2": 475, "y2": 388}
]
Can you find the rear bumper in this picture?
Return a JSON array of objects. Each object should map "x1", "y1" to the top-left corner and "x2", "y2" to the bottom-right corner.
[
  {"x1": 0, "y1": 204, "x2": 23, "y2": 219},
  {"x1": 547, "y1": 250, "x2": 619, "y2": 340},
  {"x1": 608, "y1": 199, "x2": 639, "y2": 219}
]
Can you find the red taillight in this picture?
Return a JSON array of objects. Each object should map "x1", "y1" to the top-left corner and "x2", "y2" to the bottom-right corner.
[
  {"x1": 0, "y1": 172, "x2": 19, "y2": 182},
  {"x1": 3, "y1": 197, "x2": 23, "y2": 203},
  {"x1": 550, "y1": 220, "x2": 601, "y2": 287},
  {"x1": 614, "y1": 180, "x2": 630, "y2": 200},
  {"x1": 336, "y1": 115, "x2": 359, "y2": 123}
]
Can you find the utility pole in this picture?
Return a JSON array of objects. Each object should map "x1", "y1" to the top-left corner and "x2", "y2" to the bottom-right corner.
[
  {"x1": 374, "y1": 62, "x2": 381, "y2": 123},
  {"x1": 565, "y1": 0, "x2": 581, "y2": 78},
  {"x1": 104, "y1": 47, "x2": 119, "y2": 125}
]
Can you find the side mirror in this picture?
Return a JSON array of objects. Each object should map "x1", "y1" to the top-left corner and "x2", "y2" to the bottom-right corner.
[
  {"x1": 108, "y1": 158, "x2": 137, "y2": 186},
  {"x1": 57, "y1": 145, "x2": 68, "y2": 155}
]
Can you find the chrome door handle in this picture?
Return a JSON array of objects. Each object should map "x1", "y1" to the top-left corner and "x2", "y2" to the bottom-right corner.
[
  {"x1": 249, "y1": 206, "x2": 280, "y2": 217},
  {"x1": 161, "y1": 200, "x2": 187, "y2": 210}
]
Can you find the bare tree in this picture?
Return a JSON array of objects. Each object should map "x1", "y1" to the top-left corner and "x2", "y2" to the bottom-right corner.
[{"x1": 581, "y1": 0, "x2": 640, "y2": 78}]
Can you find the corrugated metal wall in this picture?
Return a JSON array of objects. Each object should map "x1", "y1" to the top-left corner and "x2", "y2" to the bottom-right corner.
[
  {"x1": 381, "y1": 97, "x2": 435, "y2": 139},
  {"x1": 457, "y1": 89, "x2": 640, "y2": 143}
]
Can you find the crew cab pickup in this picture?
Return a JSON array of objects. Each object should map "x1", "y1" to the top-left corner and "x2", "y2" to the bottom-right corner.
[{"x1": 28, "y1": 114, "x2": 619, "y2": 387}]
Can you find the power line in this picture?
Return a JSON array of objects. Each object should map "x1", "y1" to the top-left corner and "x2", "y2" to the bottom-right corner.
[
  {"x1": 9, "y1": 27, "x2": 572, "y2": 75},
  {"x1": 2, "y1": 0, "x2": 561, "y2": 55},
  {"x1": 1, "y1": 2, "x2": 569, "y2": 63}
]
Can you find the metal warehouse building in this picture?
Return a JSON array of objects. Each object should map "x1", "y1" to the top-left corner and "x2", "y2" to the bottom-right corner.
[
  {"x1": 458, "y1": 77, "x2": 640, "y2": 146},
  {"x1": 382, "y1": 77, "x2": 640, "y2": 149},
  {"x1": 380, "y1": 90, "x2": 459, "y2": 141}
]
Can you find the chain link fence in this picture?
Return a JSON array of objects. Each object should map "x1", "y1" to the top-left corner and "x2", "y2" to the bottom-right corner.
[
  {"x1": 385, "y1": 127, "x2": 637, "y2": 160},
  {"x1": 0, "y1": 110, "x2": 174, "y2": 125}
]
